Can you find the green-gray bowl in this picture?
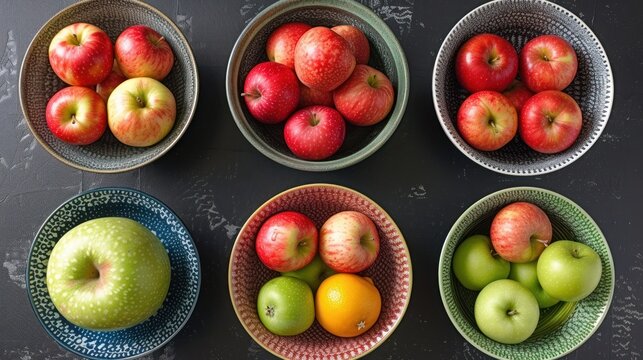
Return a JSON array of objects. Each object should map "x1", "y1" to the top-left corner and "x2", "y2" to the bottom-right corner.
[
  {"x1": 439, "y1": 187, "x2": 614, "y2": 359},
  {"x1": 226, "y1": 0, "x2": 409, "y2": 172}
]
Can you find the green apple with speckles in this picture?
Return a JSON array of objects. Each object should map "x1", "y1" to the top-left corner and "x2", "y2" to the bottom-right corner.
[
  {"x1": 46, "y1": 217, "x2": 171, "y2": 330},
  {"x1": 257, "y1": 276, "x2": 314, "y2": 336}
]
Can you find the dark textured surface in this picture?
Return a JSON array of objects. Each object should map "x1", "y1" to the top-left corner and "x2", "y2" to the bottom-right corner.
[{"x1": 0, "y1": 0, "x2": 641, "y2": 359}]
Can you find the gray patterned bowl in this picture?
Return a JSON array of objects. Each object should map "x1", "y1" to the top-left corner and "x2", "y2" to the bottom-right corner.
[
  {"x1": 226, "y1": 0, "x2": 409, "y2": 172},
  {"x1": 229, "y1": 183, "x2": 412, "y2": 359},
  {"x1": 432, "y1": 0, "x2": 613, "y2": 175},
  {"x1": 19, "y1": 0, "x2": 199, "y2": 173},
  {"x1": 26, "y1": 187, "x2": 201, "y2": 359},
  {"x1": 439, "y1": 187, "x2": 614, "y2": 359}
]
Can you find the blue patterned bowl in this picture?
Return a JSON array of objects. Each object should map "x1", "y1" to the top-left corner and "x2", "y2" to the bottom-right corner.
[
  {"x1": 439, "y1": 187, "x2": 614, "y2": 359},
  {"x1": 432, "y1": 0, "x2": 613, "y2": 175},
  {"x1": 20, "y1": 0, "x2": 199, "y2": 173},
  {"x1": 26, "y1": 188, "x2": 200, "y2": 359}
]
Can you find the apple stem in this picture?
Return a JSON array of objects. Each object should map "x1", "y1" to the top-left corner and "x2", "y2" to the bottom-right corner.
[
  {"x1": 367, "y1": 74, "x2": 379, "y2": 88},
  {"x1": 136, "y1": 96, "x2": 145, "y2": 108},
  {"x1": 507, "y1": 309, "x2": 518, "y2": 316},
  {"x1": 536, "y1": 238, "x2": 549, "y2": 247},
  {"x1": 71, "y1": 114, "x2": 76, "y2": 125},
  {"x1": 72, "y1": 33, "x2": 80, "y2": 46}
]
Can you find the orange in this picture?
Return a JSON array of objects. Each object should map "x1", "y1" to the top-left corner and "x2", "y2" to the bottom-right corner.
[{"x1": 315, "y1": 273, "x2": 381, "y2": 337}]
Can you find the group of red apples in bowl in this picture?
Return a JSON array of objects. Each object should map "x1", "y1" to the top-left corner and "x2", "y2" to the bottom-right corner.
[
  {"x1": 455, "y1": 33, "x2": 582, "y2": 154},
  {"x1": 241, "y1": 22, "x2": 395, "y2": 161}
]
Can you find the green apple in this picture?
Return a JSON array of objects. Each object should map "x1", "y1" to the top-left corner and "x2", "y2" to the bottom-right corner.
[
  {"x1": 281, "y1": 255, "x2": 335, "y2": 291},
  {"x1": 46, "y1": 217, "x2": 171, "y2": 330},
  {"x1": 537, "y1": 240, "x2": 602, "y2": 302},
  {"x1": 452, "y1": 234, "x2": 510, "y2": 290},
  {"x1": 509, "y1": 261, "x2": 559, "y2": 308},
  {"x1": 257, "y1": 276, "x2": 314, "y2": 336},
  {"x1": 474, "y1": 279, "x2": 540, "y2": 344}
]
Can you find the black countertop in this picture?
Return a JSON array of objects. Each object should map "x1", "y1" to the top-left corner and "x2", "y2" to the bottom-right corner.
[{"x1": 1, "y1": 0, "x2": 641, "y2": 359}]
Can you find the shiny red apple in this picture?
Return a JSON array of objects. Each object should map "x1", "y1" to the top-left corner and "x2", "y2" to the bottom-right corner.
[
  {"x1": 298, "y1": 82, "x2": 334, "y2": 109},
  {"x1": 332, "y1": 64, "x2": 394, "y2": 126},
  {"x1": 520, "y1": 34, "x2": 578, "y2": 92},
  {"x1": 255, "y1": 211, "x2": 318, "y2": 272},
  {"x1": 241, "y1": 61, "x2": 300, "y2": 124},
  {"x1": 455, "y1": 33, "x2": 518, "y2": 93},
  {"x1": 502, "y1": 79, "x2": 534, "y2": 113},
  {"x1": 115, "y1": 25, "x2": 174, "y2": 80},
  {"x1": 96, "y1": 60, "x2": 127, "y2": 102},
  {"x1": 519, "y1": 90, "x2": 582, "y2": 154},
  {"x1": 319, "y1": 210, "x2": 380, "y2": 273},
  {"x1": 457, "y1": 90, "x2": 517, "y2": 151},
  {"x1": 284, "y1": 105, "x2": 346, "y2": 160},
  {"x1": 46, "y1": 86, "x2": 107, "y2": 145},
  {"x1": 294, "y1": 26, "x2": 356, "y2": 92},
  {"x1": 331, "y1": 25, "x2": 370, "y2": 65},
  {"x1": 266, "y1": 22, "x2": 312, "y2": 69},
  {"x1": 48, "y1": 22, "x2": 113, "y2": 86},
  {"x1": 490, "y1": 202, "x2": 552, "y2": 263}
]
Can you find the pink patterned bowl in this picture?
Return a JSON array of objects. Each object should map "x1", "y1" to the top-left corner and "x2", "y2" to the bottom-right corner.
[{"x1": 229, "y1": 183, "x2": 412, "y2": 359}]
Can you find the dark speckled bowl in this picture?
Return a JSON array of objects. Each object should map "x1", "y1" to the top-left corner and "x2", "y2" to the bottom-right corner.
[
  {"x1": 227, "y1": 0, "x2": 409, "y2": 172},
  {"x1": 433, "y1": 0, "x2": 613, "y2": 176},
  {"x1": 19, "y1": 0, "x2": 198, "y2": 173},
  {"x1": 439, "y1": 187, "x2": 614, "y2": 359}
]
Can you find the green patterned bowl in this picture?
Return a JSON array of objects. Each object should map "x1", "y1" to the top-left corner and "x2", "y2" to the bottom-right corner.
[
  {"x1": 226, "y1": 0, "x2": 409, "y2": 171},
  {"x1": 19, "y1": 0, "x2": 199, "y2": 173},
  {"x1": 438, "y1": 187, "x2": 614, "y2": 359}
]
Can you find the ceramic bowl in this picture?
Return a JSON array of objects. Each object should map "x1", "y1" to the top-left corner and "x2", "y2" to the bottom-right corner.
[
  {"x1": 19, "y1": 0, "x2": 199, "y2": 173},
  {"x1": 26, "y1": 188, "x2": 201, "y2": 359},
  {"x1": 227, "y1": 0, "x2": 409, "y2": 171},
  {"x1": 229, "y1": 183, "x2": 412, "y2": 359},
  {"x1": 432, "y1": 0, "x2": 613, "y2": 175},
  {"x1": 439, "y1": 186, "x2": 614, "y2": 359}
]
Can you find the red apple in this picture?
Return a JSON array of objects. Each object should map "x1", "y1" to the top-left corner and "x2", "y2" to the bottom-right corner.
[
  {"x1": 115, "y1": 25, "x2": 174, "y2": 81},
  {"x1": 457, "y1": 90, "x2": 517, "y2": 151},
  {"x1": 519, "y1": 90, "x2": 582, "y2": 154},
  {"x1": 46, "y1": 86, "x2": 107, "y2": 145},
  {"x1": 520, "y1": 34, "x2": 578, "y2": 92},
  {"x1": 96, "y1": 60, "x2": 127, "y2": 102},
  {"x1": 455, "y1": 33, "x2": 518, "y2": 93},
  {"x1": 332, "y1": 64, "x2": 394, "y2": 126},
  {"x1": 107, "y1": 77, "x2": 176, "y2": 147},
  {"x1": 48, "y1": 23, "x2": 113, "y2": 86},
  {"x1": 284, "y1": 105, "x2": 346, "y2": 160},
  {"x1": 298, "y1": 82, "x2": 334, "y2": 109},
  {"x1": 490, "y1": 202, "x2": 552, "y2": 263},
  {"x1": 331, "y1": 25, "x2": 370, "y2": 65},
  {"x1": 502, "y1": 79, "x2": 534, "y2": 113},
  {"x1": 255, "y1": 211, "x2": 318, "y2": 272},
  {"x1": 241, "y1": 61, "x2": 300, "y2": 124},
  {"x1": 266, "y1": 22, "x2": 312, "y2": 69},
  {"x1": 294, "y1": 26, "x2": 356, "y2": 92},
  {"x1": 319, "y1": 211, "x2": 380, "y2": 273}
]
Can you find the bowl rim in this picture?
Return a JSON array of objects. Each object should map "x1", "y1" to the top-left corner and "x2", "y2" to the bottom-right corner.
[
  {"x1": 25, "y1": 186, "x2": 202, "y2": 360},
  {"x1": 228, "y1": 182, "x2": 413, "y2": 359},
  {"x1": 431, "y1": 0, "x2": 614, "y2": 176},
  {"x1": 438, "y1": 186, "x2": 615, "y2": 359},
  {"x1": 226, "y1": 0, "x2": 410, "y2": 172},
  {"x1": 18, "y1": 0, "x2": 200, "y2": 174}
]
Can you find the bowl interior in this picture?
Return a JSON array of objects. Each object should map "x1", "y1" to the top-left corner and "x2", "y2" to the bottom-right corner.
[
  {"x1": 27, "y1": 188, "x2": 200, "y2": 360},
  {"x1": 20, "y1": 0, "x2": 198, "y2": 173},
  {"x1": 433, "y1": 0, "x2": 613, "y2": 175},
  {"x1": 228, "y1": 0, "x2": 408, "y2": 171},
  {"x1": 439, "y1": 187, "x2": 614, "y2": 359},
  {"x1": 229, "y1": 184, "x2": 412, "y2": 359}
]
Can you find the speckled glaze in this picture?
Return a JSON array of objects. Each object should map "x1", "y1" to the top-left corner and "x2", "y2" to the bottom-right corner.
[
  {"x1": 19, "y1": 0, "x2": 199, "y2": 173},
  {"x1": 439, "y1": 187, "x2": 614, "y2": 359},
  {"x1": 227, "y1": 0, "x2": 409, "y2": 172},
  {"x1": 26, "y1": 188, "x2": 201, "y2": 360},
  {"x1": 229, "y1": 184, "x2": 412, "y2": 359},
  {"x1": 433, "y1": 0, "x2": 613, "y2": 176}
]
